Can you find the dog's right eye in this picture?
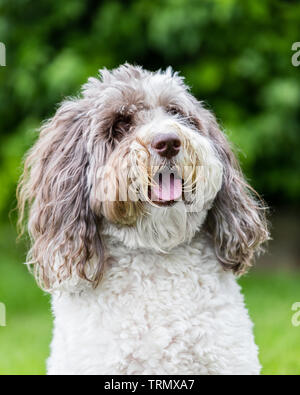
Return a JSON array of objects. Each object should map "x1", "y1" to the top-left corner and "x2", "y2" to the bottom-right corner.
[{"x1": 111, "y1": 114, "x2": 132, "y2": 141}]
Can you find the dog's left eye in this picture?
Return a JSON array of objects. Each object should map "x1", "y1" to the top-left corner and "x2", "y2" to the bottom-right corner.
[
  {"x1": 166, "y1": 107, "x2": 200, "y2": 130},
  {"x1": 166, "y1": 106, "x2": 184, "y2": 117},
  {"x1": 111, "y1": 114, "x2": 132, "y2": 140}
]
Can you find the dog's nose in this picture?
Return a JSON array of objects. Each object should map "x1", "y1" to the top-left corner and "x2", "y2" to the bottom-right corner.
[{"x1": 151, "y1": 133, "x2": 181, "y2": 159}]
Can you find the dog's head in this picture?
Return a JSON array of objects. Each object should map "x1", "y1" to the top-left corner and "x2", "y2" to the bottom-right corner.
[{"x1": 18, "y1": 64, "x2": 269, "y2": 290}]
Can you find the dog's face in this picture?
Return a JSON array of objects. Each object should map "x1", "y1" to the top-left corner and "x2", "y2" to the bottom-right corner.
[
  {"x1": 87, "y1": 67, "x2": 223, "y2": 252},
  {"x1": 18, "y1": 64, "x2": 269, "y2": 289}
]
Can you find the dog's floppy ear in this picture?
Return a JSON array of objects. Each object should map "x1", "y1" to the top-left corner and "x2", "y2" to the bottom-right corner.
[
  {"x1": 203, "y1": 112, "x2": 270, "y2": 275},
  {"x1": 17, "y1": 99, "x2": 104, "y2": 290}
]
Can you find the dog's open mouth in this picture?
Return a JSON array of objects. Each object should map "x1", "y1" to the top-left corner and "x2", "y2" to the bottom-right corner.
[{"x1": 148, "y1": 170, "x2": 183, "y2": 206}]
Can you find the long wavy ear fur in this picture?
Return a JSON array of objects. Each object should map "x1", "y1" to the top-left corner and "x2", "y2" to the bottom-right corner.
[
  {"x1": 17, "y1": 99, "x2": 104, "y2": 290},
  {"x1": 203, "y1": 112, "x2": 270, "y2": 275}
]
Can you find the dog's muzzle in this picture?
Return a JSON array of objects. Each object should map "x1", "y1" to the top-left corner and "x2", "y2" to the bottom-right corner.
[{"x1": 151, "y1": 132, "x2": 181, "y2": 159}]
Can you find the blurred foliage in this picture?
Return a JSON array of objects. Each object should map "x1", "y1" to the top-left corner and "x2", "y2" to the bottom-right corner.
[{"x1": 0, "y1": 0, "x2": 300, "y2": 222}]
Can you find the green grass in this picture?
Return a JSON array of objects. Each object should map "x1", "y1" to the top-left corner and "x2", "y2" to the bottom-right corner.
[
  {"x1": 0, "y1": 270, "x2": 52, "y2": 375},
  {"x1": 0, "y1": 225, "x2": 299, "y2": 375},
  {"x1": 0, "y1": 313, "x2": 51, "y2": 375},
  {"x1": 0, "y1": 225, "x2": 52, "y2": 375},
  {"x1": 239, "y1": 271, "x2": 300, "y2": 375}
]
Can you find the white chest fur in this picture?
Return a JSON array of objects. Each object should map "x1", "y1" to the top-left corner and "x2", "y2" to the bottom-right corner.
[{"x1": 48, "y1": 238, "x2": 260, "y2": 375}]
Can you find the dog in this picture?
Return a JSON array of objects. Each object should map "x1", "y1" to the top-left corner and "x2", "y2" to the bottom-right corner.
[{"x1": 17, "y1": 64, "x2": 269, "y2": 375}]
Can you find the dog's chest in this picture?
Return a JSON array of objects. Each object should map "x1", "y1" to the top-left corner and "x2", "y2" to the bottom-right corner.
[{"x1": 51, "y1": 243, "x2": 254, "y2": 374}]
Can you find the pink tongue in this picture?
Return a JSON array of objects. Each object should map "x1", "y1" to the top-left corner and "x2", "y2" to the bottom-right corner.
[{"x1": 152, "y1": 173, "x2": 182, "y2": 201}]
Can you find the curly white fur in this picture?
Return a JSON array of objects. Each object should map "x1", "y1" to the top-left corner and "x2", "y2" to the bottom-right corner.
[{"x1": 48, "y1": 235, "x2": 260, "y2": 375}]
